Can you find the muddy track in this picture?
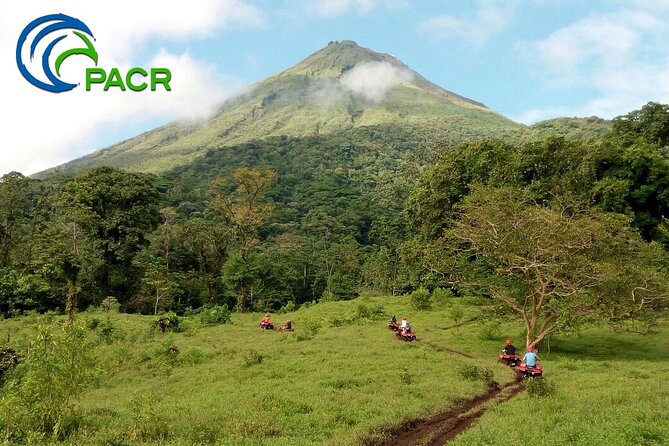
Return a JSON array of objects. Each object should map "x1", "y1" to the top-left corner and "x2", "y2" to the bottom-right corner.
[{"x1": 384, "y1": 378, "x2": 525, "y2": 446}]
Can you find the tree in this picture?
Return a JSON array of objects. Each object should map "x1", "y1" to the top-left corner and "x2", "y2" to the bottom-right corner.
[
  {"x1": 208, "y1": 168, "x2": 276, "y2": 259},
  {"x1": 445, "y1": 186, "x2": 668, "y2": 348},
  {"x1": 0, "y1": 172, "x2": 32, "y2": 268},
  {"x1": 209, "y1": 168, "x2": 276, "y2": 310},
  {"x1": 610, "y1": 101, "x2": 669, "y2": 148},
  {"x1": 55, "y1": 167, "x2": 160, "y2": 308}
]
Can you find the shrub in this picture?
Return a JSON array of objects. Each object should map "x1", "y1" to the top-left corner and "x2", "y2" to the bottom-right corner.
[
  {"x1": 457, "y1": 364, "x2": 494, "y2": 382},
  {"x1": 449, "y1": 304, "x2": 465, "y2": 332},
  {"x1": 87, "y1": 317, "x2": 101, "y2": 330},
  {"x1": 410, "y1": 287, "x2": 432, "y2": 310},
  {"x1": 296, "y1": 318, "x2": 322, "y2": 341},
  {"x1": 0, "y1": 347, "x2": 20, "y2": 383},
  {"x1": 198, "y1": 305, "x2": 231, "y2": 325},
  {"x1": 154, "y1": 312, "x2": 180, "y2": 333},
  {"x1": 277, "y1": 301, "x2": 297, "y2": 314},
  {"x1": 526, "y1": 377, "x2": 556, "y2": 397},
  {"x1": 98, "y1": 321, "x2": 117, "y2": 344},
  {"x1": 320, "y1": 290, "x2": 338, "y2": 302},
  {"x1": 242, "y1": 349, "x2": 264, "y2": 368},
  {"x1": 0, "y1": 324, "x2": 96, "y2": 440},
  {"x1": 399, "y1": 368, "x2": 412, "y2": 385},
  {"x1": 478, "y1": 321, "x2": 500, "y2": 340},
  {"x1": 431, "y1": 287, "x2": 449, "y2": 302},
  {"x1": 101, "y1": 297, "x2": 121, "y2": 314},
  {"x1": 355, "y1": 303, "x2": 385, "y2": 321}
]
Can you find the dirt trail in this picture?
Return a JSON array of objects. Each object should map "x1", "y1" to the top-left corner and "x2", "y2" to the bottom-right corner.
[
  {"x1": 384, "y1": 378, "x2": 525, "y2": 446},
  {"x1": 437, "y1": 316, "x2": 480, "y2": 332},
  {"x1": 422, "y1": 341, "x2": 475, "y2": 359}
]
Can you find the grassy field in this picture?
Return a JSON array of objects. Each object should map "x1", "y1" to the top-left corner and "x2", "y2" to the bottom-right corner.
[{"x1": 1, "y1": 296, "x2": 667, "y2": 445}]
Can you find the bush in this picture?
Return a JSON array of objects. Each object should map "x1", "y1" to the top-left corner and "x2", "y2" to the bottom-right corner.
[
  {"x1": 355, "y1": 303, "x2": 385, "y2": 321},
  {"x1": 154, "y1": 312, "x2": 180, "y2": 333},
  {"x1": 526, "y1": 377, "x2": 556, "y2": 397},
  {"x1": 87, "y1": 317, "x2": 101, "y2": 330},
  {"x1": 296, "y1": 318, "x2": 322, "y2": 341},
  {"x1": 320, "y1": 290, "x2": 338, "y2": 302},
  {"x1": 478, "y1": 321, "x2": 500, "y2": 340},
  {"x1": 198, "y1": 305, "x2": 231, "y2": 325},
  {"x1": 399, "y1": 367, "x2": 412, "y2": 385},
  {"x1": 98, "y1": 321, "x2": 117, "y2": 344},
  {"x1": 431, "y1": 287, "x2": 449, "y2": 302},
  {"x1": 457, "y1": 364, "x2": 494, "y2": 382},
  {"x1": 449, "y1": 304, "x2": 465, "y2": 331},
  {"x1": 410, "y1": 287, "x2": 432, "y2": 310},
  {"x1": 101, "y1": 297, "x2": 121, "y2": 313},
  {"x1": 277, "y1": 301, "x2": 297, "y2": 314},
  {"x1": 0, "y1": 324, "x2": 96, "y2": 440},
  {"x1": 242, "y1": 349, "x2": 264, "y2": 368},
  {"x1": 0, "y1": 347, "x2": 20, "y2": 383}
]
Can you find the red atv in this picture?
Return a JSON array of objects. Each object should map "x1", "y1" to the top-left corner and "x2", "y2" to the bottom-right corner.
[
  {"x1": 498, "y1": 352, "x2": 522, "y2": 367},
  {"x1": 518, "y1": 362, "x2": 543, "y2": 378},
  {"x1": 396, "y1": 327, "x2": 417, "y2": 342},
  {"x1": 259, "y1": 321, "x2": 274, "y2": 330},
  {"x1": 387, "y1": 321, "x2": 399, "y2": 331}
]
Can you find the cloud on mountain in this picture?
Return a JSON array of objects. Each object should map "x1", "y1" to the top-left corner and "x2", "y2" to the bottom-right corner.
[
  {"x1": 340, "y1": 61, "x2": 414, "y2": 102},
  {"x1": 308, "y1": 61, "x2": 413, "y2": 106}
]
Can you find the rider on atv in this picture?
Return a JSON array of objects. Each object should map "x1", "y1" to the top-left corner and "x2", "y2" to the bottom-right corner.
[
  {"x1": 260, "y1": 313, "x2": 273, "y2": 329},
  {"x1": 280, "y1": 319, "x2": 293, "y2": 331},
  {"x1": 522, "y1": 347, "x2": 539, "y2": 368},
  {"x1": 502, "y1": 339, "x2": 516, "y2": 355}
]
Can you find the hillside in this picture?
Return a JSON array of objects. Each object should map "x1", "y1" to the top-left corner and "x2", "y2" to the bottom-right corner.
[
  {"x1": 528, "y1": 116, "x2": 611, "y2": 141},
  {"x1": 1, "y1": 296, "x2": 667, "y2": 445},
  {"x1": 40, "y1": 40, "x2": 521, "y2": 176}
]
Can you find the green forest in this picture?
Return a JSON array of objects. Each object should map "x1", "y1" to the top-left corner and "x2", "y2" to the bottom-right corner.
[{"x1": 2, "y1": 103, "x2": 668, "y2": 342}]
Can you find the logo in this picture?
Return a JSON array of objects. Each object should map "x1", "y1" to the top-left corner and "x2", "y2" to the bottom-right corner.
[{"x1": 17, "y1": 13, "x2": 171, "y2": 93}]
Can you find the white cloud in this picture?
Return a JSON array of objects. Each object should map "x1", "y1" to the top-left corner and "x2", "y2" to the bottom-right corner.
[
  {"x1": 339, "y1": 61, "x2": 413, "y2": 102},
  {"x1": 307, "y1": 61, "x2": 413, "y2": 105},
  {"x1": 517, "y1": 9, "x2": 669, "y2": 123},
  {"x1": 307, "y1": 0, "x2": 377, "y2": 17},
  {"x1": 0, "y1": 0, "x2": 262, "y2": 175},
  {"x1": 420, "y1": 0, "x2": 512, "y2": 45}
]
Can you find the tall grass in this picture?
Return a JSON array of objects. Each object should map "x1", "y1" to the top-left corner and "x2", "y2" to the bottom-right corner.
[{"x1": 0, "y1": 297, "x2": 666, "y2": 445}]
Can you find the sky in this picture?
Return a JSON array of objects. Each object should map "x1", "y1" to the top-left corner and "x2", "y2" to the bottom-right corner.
[{"x1": 2, "y1": 0, "x2": 669, "y2": 176}]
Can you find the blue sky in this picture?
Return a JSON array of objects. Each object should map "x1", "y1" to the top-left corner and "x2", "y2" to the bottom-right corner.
[{"x1": 2, "y1": 0, "x2": 669, "y2": 175}]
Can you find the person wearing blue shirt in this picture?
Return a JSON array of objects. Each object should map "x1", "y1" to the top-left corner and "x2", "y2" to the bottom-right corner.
[{"x1": 523, "y1": 347, "x2": 539, "y2": 367}]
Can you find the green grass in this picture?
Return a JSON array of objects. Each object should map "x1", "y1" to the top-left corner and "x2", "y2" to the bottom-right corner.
[{"x1": 1, "y1": 297, "x2": 667, "y2": 445}]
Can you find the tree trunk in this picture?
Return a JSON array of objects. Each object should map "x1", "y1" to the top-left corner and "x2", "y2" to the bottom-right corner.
[
  {"x1": 154, "y1": 288, "x2": 160, "y2": 315},
  {"x1": 66, "y1": 282, "x2": 77, "y2": 322}
]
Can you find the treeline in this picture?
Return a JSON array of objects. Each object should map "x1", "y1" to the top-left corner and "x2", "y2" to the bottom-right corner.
[{"x1": 1, "y1": 103, "x2": 669, "y2": 320}]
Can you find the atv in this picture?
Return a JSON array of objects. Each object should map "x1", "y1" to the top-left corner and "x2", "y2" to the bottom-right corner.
[
  {"x1": 387, "y1": 320, "x2": 399, "y2": 331},
  {"x1": 498, "y1": 352, "x2": 522, "y2": 367},
  {"x1": 518, "y1": 362, "x2": 543, "y2": 378},
  {"x1": 396, "y1": 328, "x2": 417, "y2": 342},
  {"x1": 259, "y1": 322, "x2": 274, "y2": 330}
]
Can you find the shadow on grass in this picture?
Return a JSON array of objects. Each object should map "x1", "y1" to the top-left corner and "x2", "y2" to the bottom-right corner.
[{"x1": 543, "y1": 326, "x2": 669, "y2": 362}]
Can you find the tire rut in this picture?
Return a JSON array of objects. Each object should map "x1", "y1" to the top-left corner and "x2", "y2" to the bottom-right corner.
[{"x1": 384, "y1": 377, "x2": 525, "y2": 446}]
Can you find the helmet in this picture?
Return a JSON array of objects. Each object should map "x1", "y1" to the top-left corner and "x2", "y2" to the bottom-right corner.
[
  {"x1": 505, "y1": 339, "x2": 512, "y2": 345},
  {"x1": 264, "y1": 313, "x2": 270, "y2": 317}
]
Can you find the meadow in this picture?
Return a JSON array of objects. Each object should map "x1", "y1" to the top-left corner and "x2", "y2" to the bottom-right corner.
[{"x1": 0, "y1": 295, "x2": 667, "y2": 445}]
